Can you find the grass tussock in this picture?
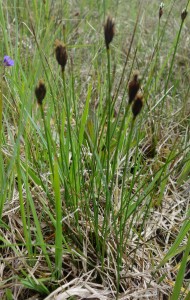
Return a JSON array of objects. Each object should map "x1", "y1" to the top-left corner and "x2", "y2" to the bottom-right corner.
[{"x1": 0, "y1": 0, "x2": 190, "y2": 299}]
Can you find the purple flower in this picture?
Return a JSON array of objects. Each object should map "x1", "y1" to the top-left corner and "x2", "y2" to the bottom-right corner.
[{"x1": 3, "y1": 55, "x2": 14, "y2": 67}]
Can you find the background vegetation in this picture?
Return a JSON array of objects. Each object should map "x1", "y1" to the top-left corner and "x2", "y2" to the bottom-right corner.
[{"x1": 0, "y1": 0, "x2": 190, "y2": 299}]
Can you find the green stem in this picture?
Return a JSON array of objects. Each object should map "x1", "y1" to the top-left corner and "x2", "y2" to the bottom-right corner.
[
  {"x1": 40, "y1": 104, "x2": 53, "y2": 176},
  {"x1": 106, "y1": 48, "x2": 111, "y2": 188},
  {"x1": 16, "y1": 151, "x2": 33, "y2": 262},
  {"x1": 116, "y1": 118, "x2": 135, "y2": 293},
  {"x1": 101, "y1": 47, "x2": 112, "y2": 263},
  {"x1": 53, "y1": 156, "x2": 63, "y2": 279},
  {"x1": 62, "y1": 71, "x2": 79, "y2": 215},
  {"x1": 164, "y1": 0, "x2": 190, "y2": 93},
  {"x1": 164, "y1": 18, "x2": 186, "y2": 93}
]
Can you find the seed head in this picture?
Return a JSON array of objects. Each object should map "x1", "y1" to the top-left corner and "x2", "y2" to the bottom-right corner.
[
  {"x1": 132, "y1": 92, "x2": 143, "y2": 118},
  {"x1": 55, "y1": 39, "x2": 68, "y2": 71},
  {"x1": 104, "y1": 16, "x2": 115, "y2": 50},
  {"x1": 35, "y1": 80, "x2": 46, "y2": 105},
  {"x1": 159, "y1": 3, "x2": 164, "y2": 19},
  {"x1": 181, "y1": 8, "x2": 188, "y2": 22},
  {"x1": 128, "y1": 71, "x2": 140, "y2": 104}
]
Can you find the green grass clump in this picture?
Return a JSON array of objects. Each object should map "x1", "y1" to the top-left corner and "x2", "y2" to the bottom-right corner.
[{"x1": 0, "y1": 0, "x2": 190, "y2": 299}]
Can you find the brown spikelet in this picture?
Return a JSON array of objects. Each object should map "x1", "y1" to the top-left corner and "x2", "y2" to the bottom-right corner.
[
  {"x1": 181, "y1": 8, "x2": 188, "y2": 22},
  {"x1": 159, "y1": 3, "x2": 164, "y2": 19},
  {"x1": 132, "y1": 92, "x2": 143, "y2": 118},
  {"x1": 104, "y1": 16, "x2": 115, "y2": 50},
  {"x1": 35, "y1": 80, "x2": 46, "y2": 105},
  {"x1": 128, "y1": 71, "x2": 140, "y2": 104},
  {"x1": 55, "y1": 39, "x2": 68, "y2": 71}
]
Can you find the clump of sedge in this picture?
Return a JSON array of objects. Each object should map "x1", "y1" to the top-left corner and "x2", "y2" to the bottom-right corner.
[
  {"x1": 104, "y1": 16, "x2": 115, "y2": 50},
  {"x1": 35, "y1": 80, "x2": 46, "y2": 105},
  {"x1": 132, "y1": 92, "x2": 143, "y2": 118},
  {"x1": 128, "y1": 71, "x2": 140, "y2": 104},
  {"x1": 159, "y1": 3, "x2": 164, "y2": 19},
  {"x1": 181, "y1": 8, "x2": 188, "y2": 22},
  {"x1": 55, "y1": 39, "x2": 68, "y2": 71}
]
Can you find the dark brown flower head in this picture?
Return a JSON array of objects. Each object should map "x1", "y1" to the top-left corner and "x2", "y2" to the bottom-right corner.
[
  {"x1": 104, "y1": 16, "x2": 115, "y2": 50},
  {"x1": 55, "y1": 39, "x2": 68, "y2": 71},
  {"x1": 181, "y1": 8, "x2": 188, "y2": 22},
  {"x1": 35, "y1": 80, "x2": 46, "y2": 105},
  {"x1": 159, "y1": 3, "x2": 164, "y2": 19},
  {"x1": 132, "y1": 92, "x2": 143, "y2": 118},
  {"x1": 128, "y1": 70, "x2": 140, "y2": 104}
]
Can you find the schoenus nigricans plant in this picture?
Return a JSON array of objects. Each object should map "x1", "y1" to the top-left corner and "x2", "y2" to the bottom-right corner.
[
  {"x1": 104, "y1": 16, "x2": 115, "y2": 50},
  {"x1": 132, "y1": 92, "x2": 143, "y2": 119},
  {"x1": 102, "y1": 16, "x2": 115, "y2": 263},
  {"x1": 55, "y1": 39, "x2": 68, "y2": 71},
  {"x1": 35, "y1": 80, "x2": 46, "y2": 105},
  {"x1": 128, "y1": 71, "x2": 140, "y2": 104},
  {"x1": 181, "y1": 8, "x2": 188, "y2": 22},
  {"x1": 159, "y1": 3, "x2": 164, "y2": 19},
  {"x1": 35, "y1": 79, "x2": 54, "y2": 174}
]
